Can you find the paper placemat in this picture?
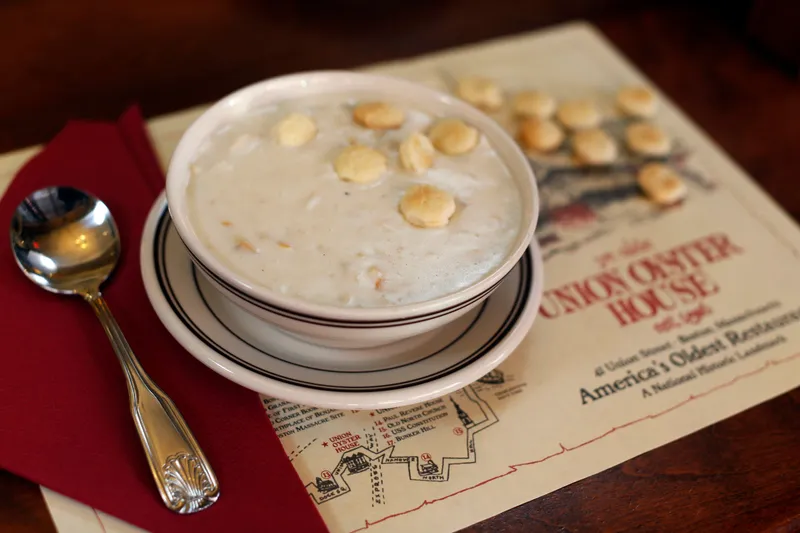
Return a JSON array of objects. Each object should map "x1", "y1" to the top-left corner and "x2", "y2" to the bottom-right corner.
[{"x1": 4, "y1": 21, "x2": 800, "y2": 533}]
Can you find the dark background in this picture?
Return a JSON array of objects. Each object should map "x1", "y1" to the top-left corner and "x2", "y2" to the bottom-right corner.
[
  {"x1": 0, "y1": 0, "x2": 795, "y2": 152},
  {"x1": 1, "y1": 1, "x2": 799, "y2": 532}
]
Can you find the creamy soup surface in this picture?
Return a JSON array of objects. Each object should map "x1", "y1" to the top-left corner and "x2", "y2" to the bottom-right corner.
[{"x1": 187, "y1": 93, "x2": 522, "y2": 308}]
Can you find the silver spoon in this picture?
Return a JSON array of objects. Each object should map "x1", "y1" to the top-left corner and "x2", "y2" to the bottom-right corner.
[{"x1": 10, "y1": 186, "x2": 219, "y2": 514}]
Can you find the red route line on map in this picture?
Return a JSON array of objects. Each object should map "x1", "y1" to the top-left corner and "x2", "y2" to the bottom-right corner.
[
  {"x1": 349, "y1": 352, "x2": 800, "y2": 533},
  {"x1": 92, "y1": 508, "x2": 108, "y2": 533}
]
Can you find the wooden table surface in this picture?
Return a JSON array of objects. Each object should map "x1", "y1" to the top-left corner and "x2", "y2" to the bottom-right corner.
[{"x1": 2, "y1": 2, "x2": 799, "y2": 532}]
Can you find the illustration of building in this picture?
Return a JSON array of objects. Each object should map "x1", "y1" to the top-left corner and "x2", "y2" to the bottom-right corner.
[
  {"x1": 418, "y1": 460, "x2": 440, "y2": 475},
  {"x1": 342, "y1": 452, "x2": 370, "y2": 474},
  {"x1": 314, "y1": 477, "x2": 338, "y2": 492},
  {"x1": 477, "y1": 369, "x2": 505, "y2": 385},
  {"x1": 451, "y1": 398, "x2": 473, "y2": 427}
]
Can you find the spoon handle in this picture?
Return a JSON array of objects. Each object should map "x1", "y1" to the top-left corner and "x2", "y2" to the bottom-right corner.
[{"x1": 85, "y1": 293, "x2": 220, "y2": 514}]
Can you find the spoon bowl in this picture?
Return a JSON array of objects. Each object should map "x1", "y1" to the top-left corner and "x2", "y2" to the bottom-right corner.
[{"x1": 11, "y1": 186, "x2": 119, "y2": 295}]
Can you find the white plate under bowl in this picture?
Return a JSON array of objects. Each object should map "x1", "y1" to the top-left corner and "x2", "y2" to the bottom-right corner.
[{"x1": 140, "y1": 194, "x2": 544, "y2": 409}]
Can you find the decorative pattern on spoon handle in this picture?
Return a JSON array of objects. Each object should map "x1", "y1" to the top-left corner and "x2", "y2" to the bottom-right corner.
[
  {"x1": 163, "y1": 453, "x2": 218, "y2": 513},
  {"x1": 86, "y1": 293, "x2": 220, "y2": 513}
]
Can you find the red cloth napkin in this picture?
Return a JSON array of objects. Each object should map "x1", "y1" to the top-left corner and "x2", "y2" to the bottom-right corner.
[{"x1": 0, "y1": 107, "x2": 328, "y2": 533}]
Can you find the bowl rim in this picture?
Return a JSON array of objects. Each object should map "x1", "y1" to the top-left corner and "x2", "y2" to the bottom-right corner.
[{"x1": 166, "y1": 70, "x2": 539, "y2": 324}]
